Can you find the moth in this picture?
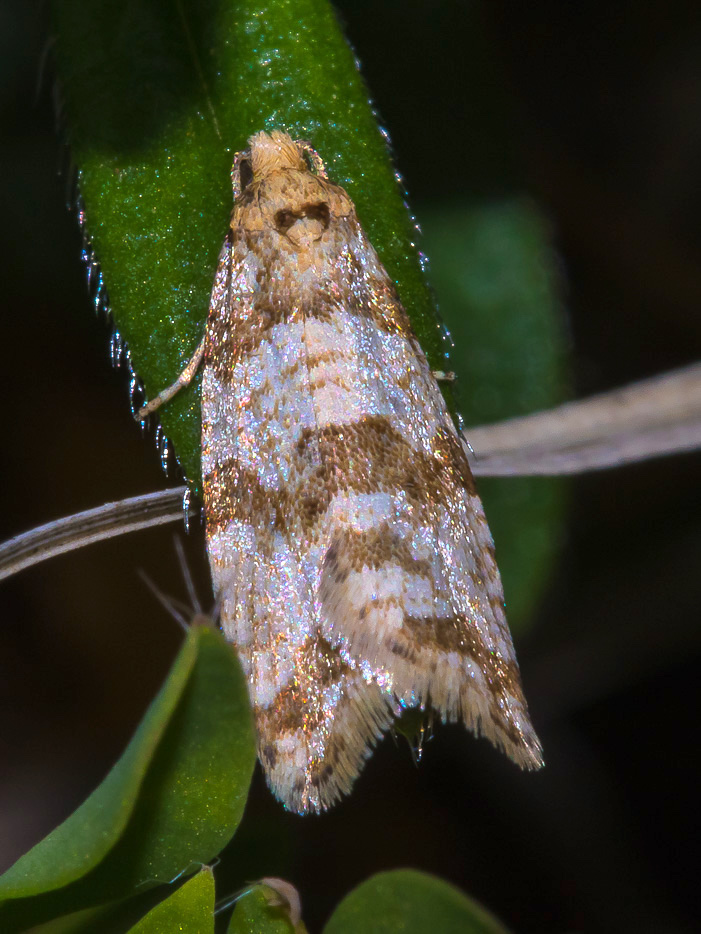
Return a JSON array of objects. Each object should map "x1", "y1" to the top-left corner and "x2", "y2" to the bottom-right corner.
[{"x1": 139, "y1": 130, "x2": 543, "y2": 814}]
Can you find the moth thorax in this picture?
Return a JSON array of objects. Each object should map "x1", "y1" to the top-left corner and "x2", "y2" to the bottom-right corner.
[{"x1": 275, "y1": 202, "x2": 331, "y2": 248}]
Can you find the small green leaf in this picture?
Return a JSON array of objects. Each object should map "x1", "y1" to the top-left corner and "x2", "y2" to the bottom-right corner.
[
  {"x1": 127, "y1": 869, "x2": 215, "y2": 933},
  {"x1": 0, "y1": 630, "x2": 199, "y2": 902},
  {"x1": 0, "y1": 627, "x2": 255, "y2": 931},
  {"x1": 421, "y1": 199, "x2": 569, "y2": 632},
  {"x1": 53, "y1": 0, "x2": 446, "y2": 489},
  {"x1": 226, "y1": 885, "x2": 300, "y2": 934},
  {"x1": 323, "y1": 870, "x2": 509, "y2": 934}
]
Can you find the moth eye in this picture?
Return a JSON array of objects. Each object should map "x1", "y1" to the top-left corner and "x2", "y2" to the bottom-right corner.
[
  {"x1": 302, "y1": 202, "x2": 330, "y2": 229},
  {"x1": 238, "y1": 158, "x2": 254, "y2": 192},
  {"x1": 275, "y1": 209, "x2": 299, "y2": 232}
]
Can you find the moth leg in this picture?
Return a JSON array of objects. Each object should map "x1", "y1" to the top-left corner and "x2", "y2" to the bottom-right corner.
[
  {"x1": 432, "y1": 369, "x2": 456, "y2": 382},
  {"x1": 136, "y1": 336, "x2": 205, "y2": 420}
]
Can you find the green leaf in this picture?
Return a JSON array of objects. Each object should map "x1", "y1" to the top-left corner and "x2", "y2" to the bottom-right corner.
[
  {"x1": 226, "y1": 883, "x2": 305, "y2": 934},
  {"x1": 53, "y1": 0, "x2": 447, "y2": 490},
  {"x1": 0, "y1": 631, "x2": 199, "y2": 902},
  {"x1": 422, "y1": 200, "x2": 566, "y2": 428},
  {"x1": 127, "y1": 869, "x2": 215, "y2": 933},
  {"x1": 420, "y1": 199, "x2": 569, "y2": 632},
  {"x1": 323, "y1": 870, "x2": 509, "y2": 934},
  {"x1": 0, "y1": 626, "x2": 255, "y2": 931}
]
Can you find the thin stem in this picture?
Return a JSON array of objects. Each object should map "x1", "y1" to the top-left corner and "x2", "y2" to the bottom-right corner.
[
  {"x1": 466, "y1": 363, "x2": 701, "y2": 476},
  {"x1": 0, "y1": 489, "x2": 193, "y2": 581},
  {"x1": 1, "y1": 365, "x2": 699, "y2": 582}
]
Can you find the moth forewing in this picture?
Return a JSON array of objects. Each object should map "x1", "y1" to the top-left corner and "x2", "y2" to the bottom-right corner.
[{"x1": 144, "y1": 129, "x2": 543, "y2": 814}]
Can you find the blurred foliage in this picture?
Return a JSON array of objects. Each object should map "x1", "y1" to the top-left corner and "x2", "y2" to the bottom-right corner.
[
  {"x1": 420, "y1": 199, "x2": 567, "y2": 629},
  {"x1": 323, "y1": 870, "x2": 510, "y2": 934}
]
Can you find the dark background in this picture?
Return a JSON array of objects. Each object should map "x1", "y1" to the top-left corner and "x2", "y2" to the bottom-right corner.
[{"x1": 1, "y1": 2, "x2": 700, "y2": 932}]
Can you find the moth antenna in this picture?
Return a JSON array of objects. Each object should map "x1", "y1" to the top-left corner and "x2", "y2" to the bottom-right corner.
[
  {"x1": 137, "y1": 569, "x2": 189, "y2": 632},
  {"x1": 173, "y1": 535, "x2": 202, "y2": 613}
]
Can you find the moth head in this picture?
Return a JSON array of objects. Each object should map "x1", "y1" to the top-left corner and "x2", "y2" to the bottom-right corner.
[
  {"x1": 249, "y1": 130, "x2": 306, "y2": 179},
  {"x1": 232, "y1": 130, "x2": 329, "y2": 191},
  {"x1": 231, "y1": 130, "x2": 351, "y2": 245},
  {"x1": 232, "y1": 130, "x2": 314, "y2": 198}
]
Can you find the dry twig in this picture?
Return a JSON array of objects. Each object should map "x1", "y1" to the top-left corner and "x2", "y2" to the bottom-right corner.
[
  {"x1": 466, "y1": 363, "x2": 701, "y2": 475},
  {"x1": 1, "y1": 364, "x2": 699, "y2": 582}
]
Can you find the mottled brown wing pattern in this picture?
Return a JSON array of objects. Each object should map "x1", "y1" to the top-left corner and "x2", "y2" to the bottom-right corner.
[
  {"x1": 299, "y1": 219, "x2": 542, "y2": 769},
  {"x1": 202, "y1": 212, "x2": 400, "y2": 813},
  {"x1": 196, "y1": 130, "x2": 542, "y2": 813}
]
